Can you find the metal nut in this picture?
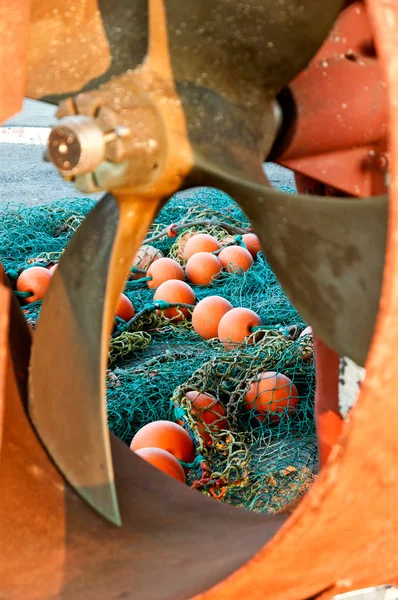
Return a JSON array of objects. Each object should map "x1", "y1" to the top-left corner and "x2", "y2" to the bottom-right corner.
[{"x1": 47, "y1": 115, "x2": 106, "y2": 176}]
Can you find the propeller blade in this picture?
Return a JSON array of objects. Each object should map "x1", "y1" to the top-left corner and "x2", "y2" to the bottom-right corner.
[
  {"x1": 196, "y1": 165, "x2": 387, "y2": 366},
  {"x1": 28, "y1": 0, "x2": 193, "y2": 524},
  {"x1": 26, "y1": 0, "x2": 112, "y2": 98},
  {"x1": 29, "y1": 194, "x2": 122, "y2": 525},
  {"x1": 36, "y1": 0, "x2": 149, "y2": 104}
]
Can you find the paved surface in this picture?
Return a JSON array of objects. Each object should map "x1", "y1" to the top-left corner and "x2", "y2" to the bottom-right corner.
[
  {"x1": 1, "y1": 100, "x2": 100, "y2": 206},
  {"x1": 5, "y1": 98, "x2": 57, "y2": 127},
  {"x1": 0, "y1": 99, "x2": 295, "y2": 207}
]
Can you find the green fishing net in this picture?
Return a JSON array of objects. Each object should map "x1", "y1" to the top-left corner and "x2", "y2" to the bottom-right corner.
[{"x1": 0, "y1": 185, "x2": 317, "y2": 513}]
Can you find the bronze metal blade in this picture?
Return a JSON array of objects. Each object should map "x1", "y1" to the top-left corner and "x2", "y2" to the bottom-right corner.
[
  {"x1": 28, "y1": 194, "x2": 123, "y2": 525},
  {"x1": 28, "y1": 0, "x2": 194, "y2": 524},
  {"x1": 26, "y1": 0, "x2": 111, "y2": 98},
  {"x1": 195, "y1": 165, "x2": 387, "y2": 366}
]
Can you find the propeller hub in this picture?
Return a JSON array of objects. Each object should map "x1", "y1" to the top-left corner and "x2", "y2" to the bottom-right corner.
[{"x1": 48, "y1": 115, "x2": 113, "y2": 177}]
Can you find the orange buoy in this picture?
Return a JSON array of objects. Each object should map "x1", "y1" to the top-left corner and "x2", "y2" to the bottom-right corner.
[
  {"x1": 16, "y1": 266, "x2": 52, "y2": 304},
  {"x1": 116, "y1": 293, "x2": 135, "y2": 321},
  {"x1": 218, "y1": 246, "x2": 253, "y2": 273},
  {"x1": 146, "y1": 257, "x2": 185, "y2": 289},
  {"x1": 154, "y1": 280, "x2": 196, "y2": 320},
  {"x1": 131, "y1": 245, "x2": 163, "y2": 279},
  {"x1": 184, "y1": 233, "x2": 221, "y2": 260},
  {"x1": 244, "y1": 371, "x2": 299, "y2": 422},
  {"x1": 134, "y1": 447, "x2": 186, "y2": 483},
  {"x1": 300, "y1": 325, "x2": 312, "y2": 337},
  {"x1": 130, "y1": 420, "x2": 195, "y2": 463},
  {"x1": 175, "y1": 232, "x2": 197, "y2": 261},
  {"x1": 218, "y1": 307, "x2": 262, "y2": 349},
  {"x1": 47, "y1": 263, "x2": 58, "y2": 275},
  {"x1": 192, "y1": 296, "x2": 233, "y2": 339},
  {"x1": 185, "y1": 391, "x2": 227, "y2": 445},
  {"x1": 242, "y1": 233, "x2": 262, "y2": 257},
  {"x1": 185, "y1": 252, "x2": 222, "y2": 285}
]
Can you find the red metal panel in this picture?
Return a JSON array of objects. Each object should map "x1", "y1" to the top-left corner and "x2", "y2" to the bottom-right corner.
[
  {"x1": 283, "y1": 144, "x2": 388, "y2": 196},
  {"x1": 278, "y1": 57, "x2": 387, "y2": 161},
  {"x1": 312, "y1": 1, "x2": 374, "y2": 62}
]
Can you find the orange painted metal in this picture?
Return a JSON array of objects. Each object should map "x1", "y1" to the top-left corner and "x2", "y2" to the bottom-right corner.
[
  {"x1": 0, "y1": 277, "x2": 10, "y2": 459},
  {"x1": 0, "y1": 0, "x2": 31, "y2": 123},
  {"x1": 0, "y1": 266, "x2": 31, "y2": 463},
  {"x1": 312, "y1": 1, "x2": 374, "y2": 63},
  {"x1": 294, "y1": 174, "x2": 345, "y2": 469},
  {"x1": 278, "y1": 57, "x2": 387, "y2": 160},
  {"x1": 313, "y1": 335, "x2": 343, "y2": 469},
  {"x1": 275, "y1": 2, "x2": 389, "y2": 196},
  {"x1": 282, "y1": 144, "x2": 388, "y2": 197}
]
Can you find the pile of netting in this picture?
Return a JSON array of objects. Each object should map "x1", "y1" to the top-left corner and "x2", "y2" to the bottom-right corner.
[{"x1": 0, "y1": 185, "x2": 317, "y2": 513}]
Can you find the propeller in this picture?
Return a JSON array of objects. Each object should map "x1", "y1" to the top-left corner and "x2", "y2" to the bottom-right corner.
[{"x1": 26, "y1": 0, "x2": 387, "y2": 529}]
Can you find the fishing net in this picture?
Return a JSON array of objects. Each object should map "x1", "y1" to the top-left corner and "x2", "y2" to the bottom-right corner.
[{"x1": 0, "y1": 185, "x2": 317, "y2": 513}]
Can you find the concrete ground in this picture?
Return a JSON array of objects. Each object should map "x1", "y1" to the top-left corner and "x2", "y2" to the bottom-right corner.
[{"x1": 0, "y1": 99, "x2": 296, "y2": 206}]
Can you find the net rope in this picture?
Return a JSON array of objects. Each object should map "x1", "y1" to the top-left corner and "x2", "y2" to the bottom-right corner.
[{"x1": 0, "y1": 185, "x2": 317, "y2": 512}]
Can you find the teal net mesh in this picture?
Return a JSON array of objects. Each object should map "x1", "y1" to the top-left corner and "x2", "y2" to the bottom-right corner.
[{"x1": 0, "y1": 185, "x2": 317, "y2": 512}]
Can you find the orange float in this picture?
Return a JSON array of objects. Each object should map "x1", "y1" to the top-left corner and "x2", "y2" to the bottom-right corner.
[
  {"x1": 185, "y1": 390, "x2": 227, "y2": 445},
  {"x1": 185, "y1": 252, "x2": 222, "y2": 285},
  {"x1": 175, "y1": 231, "x2": 197, "y2": 261},
  {"x1": 242, "y1": 233, "x2": 262, "y2": 257},
  {"x1": 244, "y1": 371, "x2": 299, "y2": 422},
  {"x1": 154, "y1": 280, "x2": 196, "y2": 320},
  {"x1": 146, "y1": 257, "x2": 185, "y2": 289},
  {"x1": 218, "y1": 246, "x2": 254, "y2": 273},
  {"x1": 16, "y1": 266, "x2": 52, "y2": 304},
  {"x1": 184, "y1": 233, "x2": 221, "y2": 260},
  {"x1": 131, "y1": 245, "x2": 163, "y2": 279},
  {"x1": 134, "y1": 447, "x2": 186, "y2": 483},
  {"x1": 192, "y1": 296, "x2": 233, "y2": 339},
  {"x1": 218, "y1": 307, "x2": 262, "y2": 349},
  {"x1": 130, "y1": 420, "x2": 195, "y2": 463},
  {"x1": 115, "y1": 293, "x2": 135, "y2": 321}
]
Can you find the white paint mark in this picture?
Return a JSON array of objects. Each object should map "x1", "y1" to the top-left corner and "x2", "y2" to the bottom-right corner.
[
  {"x1": 339, "y1": 356, "x2": 366, "y2": 417},
  {"x1": 0, "y1": 126, "x2": 50, "y2": 146}
]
